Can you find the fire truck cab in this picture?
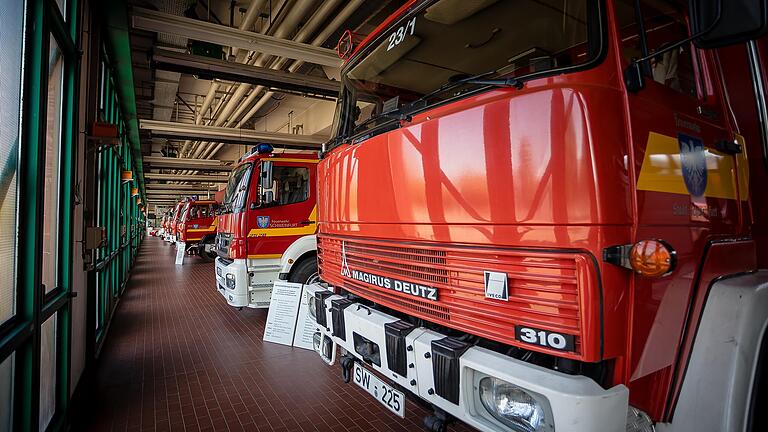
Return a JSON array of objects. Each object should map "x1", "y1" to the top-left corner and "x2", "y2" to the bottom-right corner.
[
  {"x1": 176, "y1": 198, "x2": 218, "y2": 257},
  {"x1": 164, "y1": 202, "x2": 183, "y2": 243},
  {"x1": 304, "y1": 1, "x2": 768, "y2": 432},
  {"x1": 211, "y1": 144, "x2": 320, "y2": 309}
]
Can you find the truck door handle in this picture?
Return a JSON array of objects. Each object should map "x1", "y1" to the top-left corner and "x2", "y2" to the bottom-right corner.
[{"x1": 300, "y1": 220, "x2": 316, "y2": 225}]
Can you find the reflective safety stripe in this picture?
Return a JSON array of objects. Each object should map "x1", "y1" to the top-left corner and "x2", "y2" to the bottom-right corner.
[
  {"x1": 247, "y1": 254, "x2": 283, "y2": 259},
  {"x1": 637, "y1": 132, "x2": 747, "y2": 200},
  {"x1": 247, "y1": 206, "x2": 317, "y2": 237},
  {"x1": 187, "y1": 228, "x2": 215, "y2": 233}
]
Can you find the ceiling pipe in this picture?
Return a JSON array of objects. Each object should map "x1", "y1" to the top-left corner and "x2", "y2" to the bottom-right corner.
[
  {"x1": 210, "y1": 0, "x2": 312, "y2": 131},
  {"x1": 224, "y1": 0, "x2": 342, "y2": 127},
  {"x1": 185, "y1": 0, "x2": 293, "y2": 161},
  {"x1": 179, "y1": 0, "x2": 268, "y2": 158},
  {"x1": 233, "y1": 0, "x2": 363, "y2": 130},
  {"x1": 202, "y1": 0, "x2": 363, "y2": 159}
]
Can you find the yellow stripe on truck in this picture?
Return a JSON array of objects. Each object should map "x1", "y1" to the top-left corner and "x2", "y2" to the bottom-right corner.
[
  {"x1": 247, "y1": 254, "x2": 283, "y2": 259},
  {"x1": 187, "y1": 228, "x2": 215, "y2": 233},
  {"x1": 636, "y1": 132, "x2": 746, "y2": 200},
  {"x1": 247, "y1": 206, "x2": 317, "y2": 238}
]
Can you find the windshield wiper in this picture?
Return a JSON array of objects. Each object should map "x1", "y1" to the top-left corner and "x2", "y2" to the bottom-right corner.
[
  {"x1": 352, "y1": 110, "x2": 412, "y2": 135},
  {"x1": 329, "y1": 71, "x2": 523, "y2": 152},
  {"x1": 404, "y1": 71, "x2": 524, "y2": 113}
]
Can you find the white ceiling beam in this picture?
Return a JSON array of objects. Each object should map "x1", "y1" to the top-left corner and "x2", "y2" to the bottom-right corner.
[
  {"x1": 144, "y1": 172, "x2": 229, "y2": 182},
  {"x1": 145, "y1": 189, "x2": 215, "y2": 195},
  {"x1": 151, "y1": 49, "x2": 340, "y2": 99},
  {"x1": 132, "y1": 8, "x2": 342, "y2": 67},
  {"x1": 145, "y1": 183, "x2": 221, "y2": 190},
  {"x1": 140, "y1": 119, "x2": 328, "y2": 149},
  {"x1": 143, "y1": 156, "x2": 233, "y2": 171}
]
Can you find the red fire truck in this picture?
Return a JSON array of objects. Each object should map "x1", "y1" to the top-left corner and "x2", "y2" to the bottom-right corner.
[
  {"x1": 209, "y1": 144, "x2": 321, "y2": 308},
  {"x1": 158, "y1": 212, "x2": 169, "y2": 237},
  {"x1": 164, "y1": 201, "x2": 184, "y2": 243},
  {"x1": 176, "y1": 198, "x2": 218, "y2": 258},
  {"x1": 306, "y1": 1, "x2": 768, "y2": 431}
]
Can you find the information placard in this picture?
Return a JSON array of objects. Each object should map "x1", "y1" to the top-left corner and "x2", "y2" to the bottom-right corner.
[
  {"x1": 174, "y1": 242, "x2": 185, "y2": 265},
  {"x1": 263, "y1": 281, "x2": 319, "y2": 351},
  {"x1": 263, "y1": 281, "x2": 304, "y2": 346}
]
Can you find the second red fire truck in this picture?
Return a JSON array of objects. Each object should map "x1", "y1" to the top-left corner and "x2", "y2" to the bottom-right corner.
[{"x1": 206, "y1": 144, "x2": 321, "y2": 309}]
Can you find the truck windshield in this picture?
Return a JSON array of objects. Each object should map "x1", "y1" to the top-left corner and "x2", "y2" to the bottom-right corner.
[
  {"x1": 335, "y1": 0, "x2": 599, "y2": 139},
  {"x1": 222, "y1": 163, "x2": 252, "y2": 213},
  {"x1": 180, "y1": 203, "x2": 191, "y2": 222}
]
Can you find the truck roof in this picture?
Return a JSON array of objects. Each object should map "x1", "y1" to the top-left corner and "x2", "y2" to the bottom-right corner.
[{"x1": 346, "y1": 0, "x2": 419, "y2": 62}]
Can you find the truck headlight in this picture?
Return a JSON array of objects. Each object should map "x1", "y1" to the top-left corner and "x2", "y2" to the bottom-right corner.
[
  {"x1": 479, "y1": 377, "x2": 551, "y2": 432},
  {"x1": 225, "y1": 274, "x2": 236, "y2": 288},
  {"x1": 626, "y1": 406, "x2": 654, "y2": 432}
]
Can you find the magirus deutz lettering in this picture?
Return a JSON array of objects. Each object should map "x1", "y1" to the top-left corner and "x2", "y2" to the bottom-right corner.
[{"x1": 346, "y1": 269, "x2": 438, "y2": 301}]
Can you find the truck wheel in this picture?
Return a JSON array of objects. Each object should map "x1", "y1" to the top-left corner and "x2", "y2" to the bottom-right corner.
[
  {"x1": 288, "y1": 256, "x2": 319, "y2": 284},
  {"x1": 197, "y1": 242, "x2": 217, "y2": 262}
]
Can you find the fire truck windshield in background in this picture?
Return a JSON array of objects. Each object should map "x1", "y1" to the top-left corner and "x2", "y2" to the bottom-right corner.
[
  {"x1": 222, "y1": 163, "x2": 252, "y2": 213},
  {"x1": 336, "y1": 0, "x2": 599, "y2": 138}
]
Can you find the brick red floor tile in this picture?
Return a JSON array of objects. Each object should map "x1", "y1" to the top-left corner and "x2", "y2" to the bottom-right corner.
[{"x1": 76, "y1": 238, "x2": 473, "y2": 431}]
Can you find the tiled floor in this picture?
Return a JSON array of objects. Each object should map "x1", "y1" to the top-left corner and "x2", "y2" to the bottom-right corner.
[{"x1": 79, "y1": 238, "x2": 472, "y2": 432}]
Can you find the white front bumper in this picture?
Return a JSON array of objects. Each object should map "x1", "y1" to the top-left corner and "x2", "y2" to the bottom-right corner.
[
  {"x1": 305, "y1": 284, "x2": 629, "y2": 432},
  {"x1": 215, "y1": 257, "x2": 281, "y2": 308}
]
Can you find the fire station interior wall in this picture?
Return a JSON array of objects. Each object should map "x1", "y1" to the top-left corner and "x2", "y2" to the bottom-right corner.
[
  {"x1": 0, "y1": 1, "x2": 146, "y2": 429},
  {"x1": 250, "y1": 95, "x2": 337, "y2": 137}
]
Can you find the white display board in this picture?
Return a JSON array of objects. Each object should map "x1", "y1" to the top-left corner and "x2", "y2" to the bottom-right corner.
[
  {"x1": 174, "y1": 242, "x2": 186, "y2": 265},
  {"x1": 263, "y1": 281, "x2": 316, "y2": 350}
]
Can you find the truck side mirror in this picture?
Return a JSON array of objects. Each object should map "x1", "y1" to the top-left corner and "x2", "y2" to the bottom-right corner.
[
  {"x1": 260, "y1": 161, "x2": 273, "y2": 189},
  {"x1": 624, "y1": 62, "x2": 645, "y2": 93},
  {"x1": 690, "y1": 0, "x2": 768, "y2": 49}
]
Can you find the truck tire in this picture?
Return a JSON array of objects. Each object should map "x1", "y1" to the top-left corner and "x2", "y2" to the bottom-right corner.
[
  {"x1": 197, "y1": 241, "x2": 217, "y2": 262},
  {"x1": 288, "y1": 256, "x2": 319, "y2": 284}
]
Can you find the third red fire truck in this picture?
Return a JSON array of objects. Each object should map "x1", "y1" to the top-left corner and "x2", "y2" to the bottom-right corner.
[
  {"x1": 176, "y1": 198, "x2": 218, "y2": 258},
  {"x1": 164, "y1": 201, "x2": 183, "y2": 243},
  {"x1": 305, "y1": 1, "x2": 768, "y2": 431}
]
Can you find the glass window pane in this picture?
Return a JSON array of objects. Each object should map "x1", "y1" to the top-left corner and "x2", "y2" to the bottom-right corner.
[
  {"x1": 615, "y1": 0, "x2": 699, "y2": 97},
  {"x1": 39, "y1": 314, "x2": 57, "y2": 431},
  {"x1": 0, "y1": 0, "x2": 24, "y2": 325},
  {"x1": 42, "y1": 35, "x2": 64, "y2": 294},
  {"x1": 273, "y1": 166, "x2": 309, "y2": 205},
  {"x1": 0, "y1": 352, "x2": 14, "y2": 432},
  {"x1": 55, "y1": 0, "x2": 65, "y2": 18}
]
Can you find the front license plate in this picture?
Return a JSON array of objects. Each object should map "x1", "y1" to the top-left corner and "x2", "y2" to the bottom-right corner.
[{"x1": 353, "y1": 363, "x2": 405, "y2": 418}]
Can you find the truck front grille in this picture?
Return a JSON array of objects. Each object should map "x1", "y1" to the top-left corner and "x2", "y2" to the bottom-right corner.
[{"x1": 318, "y1": 234, "x2": 601, "y2": 361}]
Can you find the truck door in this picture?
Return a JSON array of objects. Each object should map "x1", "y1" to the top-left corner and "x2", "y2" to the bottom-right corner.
[
  {"x1": 615, "y1": 0, "x2": 745, "y2": 419},
  {"x1": 247, "y1": 159, "x2": 318, "y2": 258}
]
